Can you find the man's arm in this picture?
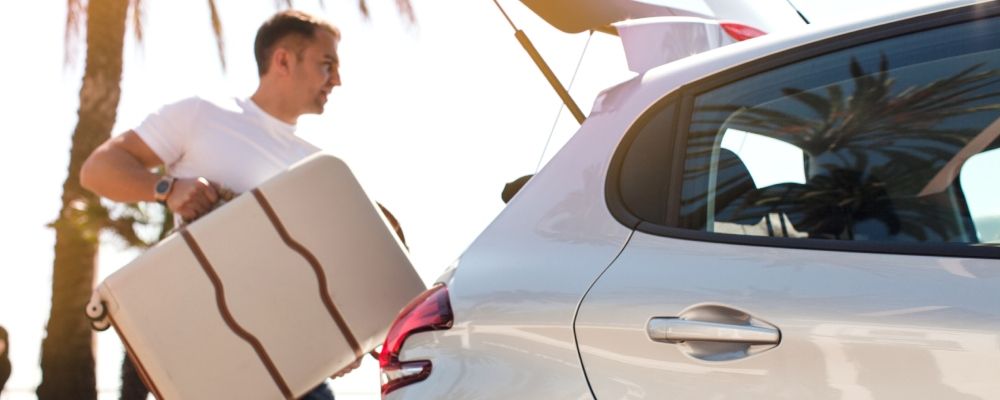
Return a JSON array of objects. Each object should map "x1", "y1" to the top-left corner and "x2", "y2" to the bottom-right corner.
[{"x1": 81, "y1": 130, "x2": 220, "y2": 221}]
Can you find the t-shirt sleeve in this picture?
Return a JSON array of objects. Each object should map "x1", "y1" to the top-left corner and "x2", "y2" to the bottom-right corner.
[{"x1": 133, "y1": 97, "x2": 203, "y2": 166}]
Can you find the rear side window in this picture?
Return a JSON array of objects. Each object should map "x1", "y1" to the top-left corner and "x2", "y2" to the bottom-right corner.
[
  {"x1": 679, "y1": 16, "x2": 1000, "y2": 244},
  {"x1": 618, "y1": 101, "x2": 678, "y2": 225}
]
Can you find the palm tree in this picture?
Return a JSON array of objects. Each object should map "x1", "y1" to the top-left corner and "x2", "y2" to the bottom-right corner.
[
  {"x1": 42, "y1": 0, "x2": 414, "y2": 398},
  {"x1": 39, "y1": 1, "x2": 130, "y2": 397}
]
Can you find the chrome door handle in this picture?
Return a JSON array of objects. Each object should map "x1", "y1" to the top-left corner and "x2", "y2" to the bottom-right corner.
[
  {"x1": 647, "y1": 317, "x2": 780, "y2": 344},
  {"x1": 647, "y1": 305, "x2": 781, "y2": 361}
]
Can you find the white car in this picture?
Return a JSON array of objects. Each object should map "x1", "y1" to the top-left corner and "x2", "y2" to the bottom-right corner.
[{"x1": 380, "y1": 0, "x2": 1000, "y2": 398}]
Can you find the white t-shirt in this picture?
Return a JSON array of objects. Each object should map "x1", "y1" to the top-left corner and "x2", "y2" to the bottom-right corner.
[{"x1": 135, "y1": 96, "x2": 320, "y2": 194}]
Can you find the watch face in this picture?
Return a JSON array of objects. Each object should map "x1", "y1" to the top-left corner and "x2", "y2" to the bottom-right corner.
[{"x1": 156, "y1": 179, "x2": 171, "y2": 194}]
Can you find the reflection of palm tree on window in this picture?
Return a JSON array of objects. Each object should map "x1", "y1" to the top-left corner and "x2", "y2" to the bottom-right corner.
[{"x1": 686, "y1": 55, "x2": 1000, "y2": 241}]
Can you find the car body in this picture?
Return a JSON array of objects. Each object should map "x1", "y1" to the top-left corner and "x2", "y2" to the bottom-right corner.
[{"x1": 381, "y1": 1, "x2": 1000, "y2": 398}]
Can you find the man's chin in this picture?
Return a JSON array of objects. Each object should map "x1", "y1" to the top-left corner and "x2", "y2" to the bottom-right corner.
[
  {"x1": 313, "y1": 99, "x2": 328, "y2": 113},
  {"x1": 304, "y1": 104, "x2": 325, "y2": 115}
]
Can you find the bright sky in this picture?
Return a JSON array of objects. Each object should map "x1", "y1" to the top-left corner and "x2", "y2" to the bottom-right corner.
[{"x1": 0, "y1": 0, "x2": 958, "y2": 398}]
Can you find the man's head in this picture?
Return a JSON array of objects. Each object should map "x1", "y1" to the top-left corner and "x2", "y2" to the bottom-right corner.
[{"x1": 254, "y1": 10, "x2": 341, "y2": 117}]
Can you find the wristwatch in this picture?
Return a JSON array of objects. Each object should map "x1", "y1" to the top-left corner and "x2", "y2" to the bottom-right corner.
[{"x1": 153, "y1": 175, "x2": 176, "y2": 205}]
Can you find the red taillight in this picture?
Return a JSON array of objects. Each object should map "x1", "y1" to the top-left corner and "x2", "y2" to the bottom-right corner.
[
  {"x1": 379, "y1": 284, "x2": 453, "y2": 397},
  {"x1": 721, "y1": 22, "x2": 766, "y2": 41}
]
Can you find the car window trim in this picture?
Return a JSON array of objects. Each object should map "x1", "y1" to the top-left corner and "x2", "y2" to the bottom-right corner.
[{"x1": 634, "y1": 223, "x2": 1000, "y2": 259}]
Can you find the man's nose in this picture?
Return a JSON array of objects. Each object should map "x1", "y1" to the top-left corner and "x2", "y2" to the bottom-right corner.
[{"x1": 329, "y1": 70, "x2": 341, "y2": 87}]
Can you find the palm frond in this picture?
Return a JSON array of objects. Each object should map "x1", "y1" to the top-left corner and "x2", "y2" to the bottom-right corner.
[
  {"x1": 206, "y1": 0, "x2": 227, "y2": 71},
  {"x1": 105, "y1": 213, "x2": 149, "y2": 249},
  {"x1": 65, "y1": 0, "x2": 147, "y2": 66},
  {"x1": 396, "y1": 0, "x2": 416, "y2": 25},
  {"x1": 130, "y1": 0, "x2": 144, "y2": 45},
  {"x1": 781, "y1": 88, "x2": 831, "y2": 119},
  {"x1": 63, "y1": 0, "x2": 85, "y2": 66},
  {"x1": 358, "y1": 0, "x2": 371, "y2": 19}
]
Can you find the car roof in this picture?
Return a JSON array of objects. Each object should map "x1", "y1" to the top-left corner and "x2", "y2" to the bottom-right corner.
[
  {"x1": 521, "y1": 0, "x2": 814, "y2": 34},
  {"x1": 640, "y1": 0, "x2": 990, "y2": 79},
  {"x1": 521, "y1": 0, "x2": 983, "y2": 34}
]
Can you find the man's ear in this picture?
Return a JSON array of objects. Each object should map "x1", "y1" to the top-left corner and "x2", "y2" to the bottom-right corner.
[{"x1": 271, "y1": 47, "x2": 293, "y2": 77}]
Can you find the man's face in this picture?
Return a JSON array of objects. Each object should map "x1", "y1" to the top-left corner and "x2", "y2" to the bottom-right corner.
[{"x1": 291, "y1": 30, "x2": 340, "y2": 115}]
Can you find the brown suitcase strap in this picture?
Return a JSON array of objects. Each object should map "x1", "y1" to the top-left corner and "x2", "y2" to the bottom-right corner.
[
  {"x1": 252, "y1": 189, "x2": 365, "y2": 359},
  {"x1": 181, "y1": 230, "x2": 295, "y2": 400}
]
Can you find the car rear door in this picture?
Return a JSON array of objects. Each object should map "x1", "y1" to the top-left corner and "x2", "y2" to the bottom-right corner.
[{"x1": 576, "y1": 4, "x2": 1000, "y2": 399}]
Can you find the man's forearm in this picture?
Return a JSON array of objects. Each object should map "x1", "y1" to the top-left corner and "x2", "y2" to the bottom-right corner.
[
  {"x1": 80, "y1": 142, "x2": 160, "y2": 203},
  {"x1": 82, "y1": 131, "x2": 220, "y2": 221}
]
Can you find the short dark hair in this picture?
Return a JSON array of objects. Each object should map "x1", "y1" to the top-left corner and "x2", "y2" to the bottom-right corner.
[{"x1": 254, "y1": 10, "x2": 340, "y2": 76}]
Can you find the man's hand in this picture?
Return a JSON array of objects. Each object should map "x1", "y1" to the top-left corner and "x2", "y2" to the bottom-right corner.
[{"x1": 166, "y1": 177, "x2": 220, "y2": 222}]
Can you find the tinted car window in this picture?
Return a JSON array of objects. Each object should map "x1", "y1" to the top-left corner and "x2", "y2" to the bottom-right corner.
[
  {"x1": 677, "y1": 17, "x2": 1000, "y2": 244},
  {"x1": 618, "y1": 101, "x2": 678, "y2": 224}
]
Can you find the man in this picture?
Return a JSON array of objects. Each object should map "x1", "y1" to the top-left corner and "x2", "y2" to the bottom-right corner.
[{"x1": 81, "y1": 10, "x2": 342, "y2": 400}]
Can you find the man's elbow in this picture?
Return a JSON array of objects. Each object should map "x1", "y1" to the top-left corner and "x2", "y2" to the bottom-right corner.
[{"x1": 79, "y1": 151, "x2": 102, "y2": 195}]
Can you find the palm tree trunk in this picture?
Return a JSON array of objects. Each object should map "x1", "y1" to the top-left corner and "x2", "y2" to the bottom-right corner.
[
  {"x1": 38, "y1": 0, "x2": 129, "y2": 398},
  {"x1": 118, "y1": 355, "x2": 149, "y2": 400}
]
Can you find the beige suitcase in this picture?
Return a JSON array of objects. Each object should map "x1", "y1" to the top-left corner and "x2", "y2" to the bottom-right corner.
[{"x1": 86, "y1": 153, "x2": 426, "y2": 399}]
